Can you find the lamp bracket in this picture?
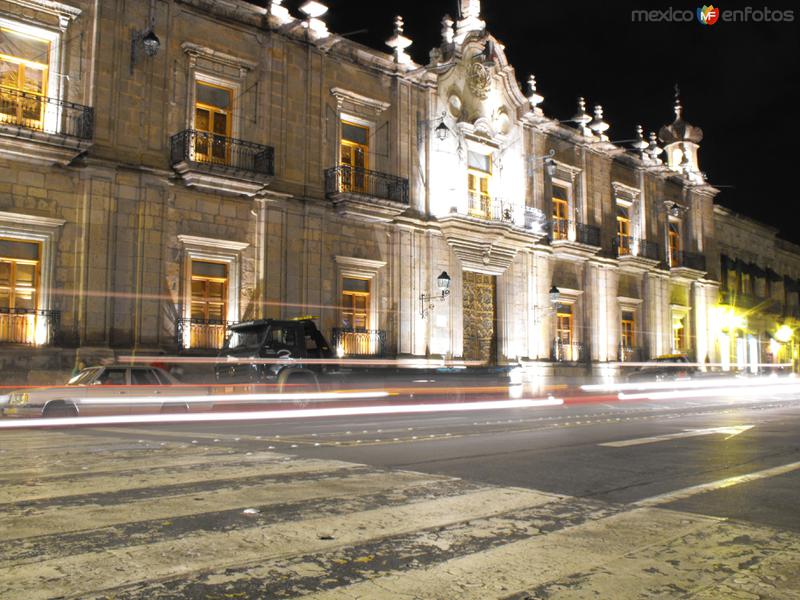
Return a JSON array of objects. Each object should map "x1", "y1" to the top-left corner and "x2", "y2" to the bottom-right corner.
[{"x1": 420, "y1": 289, "x2": 450, "y2": 319}]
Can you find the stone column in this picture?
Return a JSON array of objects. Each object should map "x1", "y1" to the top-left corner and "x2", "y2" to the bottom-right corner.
[
  {"x1": 643, "y1": 271, "x2": 670, "y2": 358},
  {"x1": 78, "y1": 170, "x2": 115, "y2": 348},
  {"x1": 585, "y1": 260, "x2": 619, "y2": 362},
  {"x1": 693, "y1": 279, "x2": 719, "y2": 368},
  {"x1": 528, "y1": 249, "x2": 553, "y2": 360}
]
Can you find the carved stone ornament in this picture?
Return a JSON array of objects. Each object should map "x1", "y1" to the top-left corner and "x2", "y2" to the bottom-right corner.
[{"x1": 467, "y1": 61, "x2": 492, "y2": 100}]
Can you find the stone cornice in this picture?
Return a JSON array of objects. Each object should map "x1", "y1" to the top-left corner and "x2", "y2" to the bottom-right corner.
[
  {"x1": 330, "y1": 87, "x2": 390, "y2": 115},
  {"x1": 0, "y1": 210, "x2": 65, "y2": 228},
  {"x1": 5, "y1": 0, "x2": 81, "y2": 28},
  {"x1": 177, "y1": 234, "x2": 249, "y2": 252},
  {"x1": 181, "y1": 42, "x2": 258, "y2": 71},
  {"x1": 612, "y1": 181, "x2": 641, "y2": 200},
  {"x1": 334, "y1": 256, "x2": 387, "y2": 271}
]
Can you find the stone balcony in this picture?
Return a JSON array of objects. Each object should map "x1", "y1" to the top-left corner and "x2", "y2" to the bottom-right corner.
[
  {"x1": 438, "y1": 200, "x2": 546, "y2": 276},
  {"x1": 614, "y1": 235, "x2": 662, "y2": 271},
  {"x1": 324, "y1": 165, "x2": 409, "y2": 223},
  {"x1": 0, "y1": 87, "x2": 93, "y2": 166},
  {"x1": 546, "y1": 220, "x2": 601, "y2": 261},
  {"x1": 669, "y1": 250, "x2": 707, "y2": 279},
  {"x1": 170, "y1": 129, "x2": 275, "y2": 196}
]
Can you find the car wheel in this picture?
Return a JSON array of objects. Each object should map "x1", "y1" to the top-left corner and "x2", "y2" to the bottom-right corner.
[
  {"x1": 285, "y1": 373, "x2": 317, "y2": 408},
  {"x1": 43, "y1": 402, "x2": 78, "y2": 418}
]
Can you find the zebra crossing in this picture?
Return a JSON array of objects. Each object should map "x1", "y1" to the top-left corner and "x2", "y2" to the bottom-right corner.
[{"x1": 0, "y1": 429, "x2": 798, "y2": 599}]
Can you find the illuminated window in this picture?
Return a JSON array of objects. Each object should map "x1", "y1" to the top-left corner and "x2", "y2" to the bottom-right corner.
[
  {"x1": 551, "y1": 185, "x2": 569, "y2": 240},
  {"x1": 467, "y1": 151, "x2": 492, "y2": 217},
  {"x1": 616, "y1": 204, "x2": 631, "y2": 255},
  {"x1": 621, "y1": 310, "x2": 635, "y2": 349},
  {"x1": 341, "y1": 277, "x2": 370, "y2": 331},
  {"x1": 0, "y1": 238, "x2": 40, "y2": 343},
  {"x1": 340, "y1": 121, "x2": 369, "y2": 193},
  {"x1": 194, "y1": 81, "x2": 233, "y2": 164},
  {"x1": 556, "y1": 303, "x2": 575, "y2": 360},
  {"x1": 668, "y1": 222, "x2": 681, "y2": 267},
  {"x1": 673, "y1": 314, "x2": 686, "y2": 352},
  {"x1": 0, "y1": 27, "x2": 50, "y2": 129},
  {"x1": 190, "y1": 260, "x2": 228, "y2": 349},
  {"x1": 340, "y1": 277, "x2": 372, "y2": 356}
]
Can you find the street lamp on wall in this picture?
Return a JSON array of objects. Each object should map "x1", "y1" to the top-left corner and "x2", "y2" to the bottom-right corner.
[
  {"x1": 417, "y1": 111, "x2": 452, "y2": 145},
  {"x1": 130, "y1": 28, "x2": 161, "y2": 73},
  {"x1": 533, "y1": 285, "x2": 561, "y2": 323},
  {"x1": 434, "y1": 119, "x2": 450, "y2": 141},
  {"x1": 528, "y1": 148, "x2": 556, "y2": 177},
  {"x1": 420, "y1": 271, "x2": 451, "y2": 318},
  {"x1": 130, "y1": 0, "x2": 160, "y2": 73},
  {"x1": 663, "y1": 201, "x2": 688, "y2": 218}
]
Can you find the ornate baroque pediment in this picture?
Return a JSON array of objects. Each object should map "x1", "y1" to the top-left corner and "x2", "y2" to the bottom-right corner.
[
  {"x1": 467, "y1": 60, "x2": 492, "y2": 100},
  {"x1": 438, "y1": 214, "x2": 545, "y2": 276}
]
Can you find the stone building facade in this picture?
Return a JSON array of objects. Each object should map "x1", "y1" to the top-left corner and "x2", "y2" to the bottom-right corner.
[
  {"x1": 0, "y1": 0, "x2": 790, "y2": 382},
  {"x1": 714, "y1": 207, "x2": 800, "y2": 372}
]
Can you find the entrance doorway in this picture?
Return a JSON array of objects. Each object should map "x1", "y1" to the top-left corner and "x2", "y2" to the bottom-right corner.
[{"x1": 462, "y1": 271, "x2": 497, "y2": 364}]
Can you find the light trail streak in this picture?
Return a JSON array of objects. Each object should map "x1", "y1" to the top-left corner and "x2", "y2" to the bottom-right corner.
[
  {"x1": 612, "y1": 361, "x2": 792, "y2": 369},
  {"x1": 117, "y1": 355, "x2": 488, "y2": 367},
  {"x1": 0, "y1": 398, "x2": 563, "y2": 430},
  {"x1": 618, "y1": 382, "x2": 800, "y2": 401},
  {"x1": 62, "y1": 390, "x2": 392, "y2": 406},
  {"x1": 583, "y1": 375, "x2": 799, "y2": 394}
]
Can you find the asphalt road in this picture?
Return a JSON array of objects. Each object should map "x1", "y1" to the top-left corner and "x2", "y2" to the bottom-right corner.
[{"x1": 2, "y1": 390, "x2": 800, "y2": 598}]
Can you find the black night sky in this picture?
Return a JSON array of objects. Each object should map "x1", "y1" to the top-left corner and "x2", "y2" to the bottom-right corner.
[{"x1": 263, "y1": 1, "x2": 800, "y2": 244}]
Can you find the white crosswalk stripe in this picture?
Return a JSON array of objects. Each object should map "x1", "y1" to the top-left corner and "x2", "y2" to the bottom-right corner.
[{"x1": 0, "y1": 428, "x2": 798, "y2": 600}]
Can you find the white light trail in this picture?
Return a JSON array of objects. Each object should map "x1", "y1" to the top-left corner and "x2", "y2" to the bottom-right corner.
[
  {"x1": 70, "y1": 390, "x2": 391, "y2": 406},
  {"x1": 117, "y1": 355, "x2": 487, "y2": 368},
  {"x1": 582, "y1": 375, "x2": 799, "y2": 394},
  {"x1": 0, "y1": 398, "x2": 563, "y2": 430},
  {"x1": 618, "y1": 382, "x2": 800, "y2": 402}
]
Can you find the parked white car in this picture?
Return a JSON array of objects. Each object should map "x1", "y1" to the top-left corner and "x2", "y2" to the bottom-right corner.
[{"x1": 3, "y1": 365, "x2": 195, "y2": 418}]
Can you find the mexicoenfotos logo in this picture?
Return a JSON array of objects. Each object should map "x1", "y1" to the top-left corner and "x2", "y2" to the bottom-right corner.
[
  {"x1": 632, "y1": 6, "x2": 795, "y2": 23},
  {"x1": 697, "y1": 5, "x2": 720, "y2": 25}
]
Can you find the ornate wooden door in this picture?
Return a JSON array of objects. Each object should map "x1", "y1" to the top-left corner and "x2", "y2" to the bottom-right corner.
[{"x1": 462, "y1": 271, "x2": 497, "y2": 364}]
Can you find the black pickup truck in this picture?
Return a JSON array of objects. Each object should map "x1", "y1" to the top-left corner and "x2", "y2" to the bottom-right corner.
[{"x1": 214, "y1": 318, "x2": 523, "y2": 397}]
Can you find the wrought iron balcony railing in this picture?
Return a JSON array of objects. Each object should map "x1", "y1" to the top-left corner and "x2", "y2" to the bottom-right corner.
[
  {"x1": 325, "y1": 165, "x2": 409, "y2": 204},
  {"x1": 0, "y1": 308, "x2": 60, "y2": 345},
  {"x1": 0, "y1": 86, "x2": 93, "y2": 139},
  {"x1": 170, "y1": 129, "x2": 275, "y2": 176},
  {"x1": 177, "y1": 317, "x2": 237, "y2": 351},
  {"x1": 546, "y1": 220, "x2": 601, "y2": 247},
  {"x1": 464, "y1": 193, "x2": 523, "y2": 223},
  {"x1": 331, "y1": 328, "x2": 386, "y2": 357},
  {"x1": 551, "y1": 339, "x2": 586, "y2": 363},
  {"x1": 670, "y1": 250, "x2": 706, "y2": 271},
  {"x1": 613, "y1": 235, "x2": 660, "y2": 261}
]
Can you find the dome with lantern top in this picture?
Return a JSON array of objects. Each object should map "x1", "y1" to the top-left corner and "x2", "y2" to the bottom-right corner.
[
  {"x1": 658, "y1": 87, "x2": 703, "y2": 145},
  {"x1": 658, "y1": 86, "x2": 704, "y2": 175}
]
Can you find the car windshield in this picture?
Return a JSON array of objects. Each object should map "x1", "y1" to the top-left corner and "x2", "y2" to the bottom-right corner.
[
  {"x1": 225, "y1": 326, "x2": 267, "y2": 351},
  {"x1": 67, "y1": 367, "x2": 102, "y2": 385}
]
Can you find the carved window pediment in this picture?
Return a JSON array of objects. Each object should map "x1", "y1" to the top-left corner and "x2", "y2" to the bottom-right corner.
[{"x1": 330, "y1": 87, "x2": 390, "y2": 119}]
